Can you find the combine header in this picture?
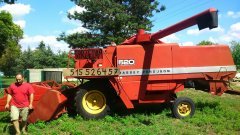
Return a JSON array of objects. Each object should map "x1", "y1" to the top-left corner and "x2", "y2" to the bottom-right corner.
[{"x1": 0, "y1": 8, "x2": 237, "y2": 122}]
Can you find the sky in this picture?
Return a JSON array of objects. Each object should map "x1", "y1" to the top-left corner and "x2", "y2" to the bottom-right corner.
[{"x1": 0, "y1": 0, "x2": 240, "y2": 53}]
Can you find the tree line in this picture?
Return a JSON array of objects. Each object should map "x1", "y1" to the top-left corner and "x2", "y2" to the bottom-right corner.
[{"x1": 0, "y1": 40, "x2": 69, "y2": 77}]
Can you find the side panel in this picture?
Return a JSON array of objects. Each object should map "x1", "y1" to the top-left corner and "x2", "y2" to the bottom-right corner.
[
  {"x1": 116, "y1": 44, "x2": 236, "y2": 101},
  {"x1": 116, "y1": 44, "x2": 173, "y2": 100},
  {"x1": 171, "y1": 45, "x2": 236, "y2": 80},
  {"x1": 28, "y1": 90, "x2": 67, "y2": 123}
]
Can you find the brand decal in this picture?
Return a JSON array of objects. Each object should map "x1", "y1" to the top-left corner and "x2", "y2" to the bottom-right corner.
[
  {"x1": 120, "y1": 68, "x2": 172, "y2": 76},
  {"x1": 118, "y1": 59, "x2": 135, "y2": 65}
]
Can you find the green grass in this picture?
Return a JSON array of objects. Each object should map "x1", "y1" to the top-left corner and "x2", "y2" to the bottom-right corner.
[
  {"x1": 0, "y1": 77, "x2": 15, "y2": 97},
  {"x1": 0, "y1": 77, "x2": 14, "y2": 88},
  {"x1": 0, "y1": 79, "x2": 240, "y2": 134}
]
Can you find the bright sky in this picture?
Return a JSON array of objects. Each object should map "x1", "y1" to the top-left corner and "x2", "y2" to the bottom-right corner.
[{"x1": 0, "y1": 0, "x2": 239, "y2": 53}]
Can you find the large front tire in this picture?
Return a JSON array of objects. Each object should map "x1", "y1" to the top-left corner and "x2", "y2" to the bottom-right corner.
[
  {"x1": 75, "y1": 89, "x2": 110, "y2": 119},
  {"x1": 172, "y1": 97, "x2": 195, "y2": 119}
]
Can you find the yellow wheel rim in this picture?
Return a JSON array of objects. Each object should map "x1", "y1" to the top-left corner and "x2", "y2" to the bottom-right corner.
[
  {"x1": 82, "y1": 90, "x2": 106, "y2": 114},
  {"x1": 177, "y1": 102, "x2": 191, "y2": 117}
]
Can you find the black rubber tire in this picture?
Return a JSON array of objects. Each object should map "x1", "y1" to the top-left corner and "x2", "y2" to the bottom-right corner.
[
  {"x1": 172, "y1": 97, "x2": 195, "y2": 119},
  {"x1": 75, "y1": 89, "x2": 110, "y2": 119}
]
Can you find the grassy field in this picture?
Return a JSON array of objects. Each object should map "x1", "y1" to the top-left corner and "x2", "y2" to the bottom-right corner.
[
  {"x1": 0, "y1": 77, "x2": 14, "y2": 89},
  {"x1": 0, "y1": 77, "x2": 15, "y2": 96},
  {"x1": 0, "y1": 78, "x2": 239, "y2": 134}
]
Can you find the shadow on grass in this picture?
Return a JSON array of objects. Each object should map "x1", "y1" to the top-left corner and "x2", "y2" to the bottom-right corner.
[
  {"x1": 3, "y1": 124, "x2": 15, "y2": 135},
  {"x1": 195, "y1": 101, "x2": 220, "y2": 111},
  {"x1": 67, "y1": 102, "x2": 173, "y2": 119},
  {"x1": 111, "y1": 102, "x2": 172, "y2": 117},
  {"x1": 225, "y1": 90, "x2": 240, "y2": 95},
  {"x1": 66, "y1": 102, "x2": 173, "y2": 127},
  {"x1": 0, "y1": 114, "x2": 16, "y2": 134},
  {"x1": 110, "y1": 102, "x2": 173, "y2": 126},
  {"x1": 0, "y1": 115, "x2": 10, "y2": 123}
]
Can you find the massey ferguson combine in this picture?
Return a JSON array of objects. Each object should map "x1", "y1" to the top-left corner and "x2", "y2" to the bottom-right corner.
[{"x1": 0, "y1": 8, "x2": 237, "y2": 123}]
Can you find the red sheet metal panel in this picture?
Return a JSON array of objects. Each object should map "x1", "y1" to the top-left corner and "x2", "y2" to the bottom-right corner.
[
  {"x1": 0, "y1": 91, "x2": 7, "y2": 112},
  {"x1": 171, "y1": 44, "x2": 236, "y2": 80},
  {"x1": 28, "y1": 90, "x2": 67, "y2": 123}
]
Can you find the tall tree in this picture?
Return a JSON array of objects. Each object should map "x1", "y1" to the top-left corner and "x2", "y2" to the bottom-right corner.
[
  {"x1": 0, "y1": 42, "x2": 21, "y2": 76},
  {"x1": 55, "y1": 51, "x2": 70, "y2": 68},
  {"x1": 58, "y1": 0, "x2": 165, "y2": 48},
  {"x1": 15, "y1": 47, "x2": 35, "y2": 70},
  {"x1": 0, "y1": 11, "x2": 22, "y2": 76},
  {"x1": 33, "y1": 41, "x2": 57, "y2": 68},
  {"x1": 0, "y1": 11, "x2": 23, "y2": 57},
  {"x1": 231, "y1": 41, "x2": 240, "y2": 69}
]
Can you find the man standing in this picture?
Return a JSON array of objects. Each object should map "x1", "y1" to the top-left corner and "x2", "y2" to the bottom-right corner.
[{"x1": 5, "y1": 73, "x2": 34, "y2": 135}]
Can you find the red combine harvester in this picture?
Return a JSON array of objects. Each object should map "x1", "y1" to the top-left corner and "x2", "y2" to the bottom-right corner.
[{"x1": 0, "y1": 8, "x2": 237, "y2": 123}]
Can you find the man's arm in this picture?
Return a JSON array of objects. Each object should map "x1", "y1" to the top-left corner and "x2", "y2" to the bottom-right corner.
[
  {"x1": 29, "y1": 93, "x2": 34, "y2": 109},
  {"x1": 5, "y1": 94, "x2": 12, "y2": 110}
]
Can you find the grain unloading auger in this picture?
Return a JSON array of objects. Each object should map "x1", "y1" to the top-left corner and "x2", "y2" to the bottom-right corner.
[
  {"x1": 0, "y1": 8, "x2": 237, "y2": 123},
  {"x1": 121, "y1": 8, "x2": 218, "y2": 45}
]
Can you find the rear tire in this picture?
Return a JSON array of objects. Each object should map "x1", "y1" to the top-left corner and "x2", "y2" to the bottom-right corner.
[
  {"x1": 75, "y1": 89, "x2": 110, "y2": 119},
  {"x1": 172, "y1": 97, "x2": 195, "y2": 119}
]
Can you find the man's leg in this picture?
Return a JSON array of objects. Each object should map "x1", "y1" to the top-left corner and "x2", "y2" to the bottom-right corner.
[
  {"x1": 12, "y1": 120, "x2": 21, "y2": 134},
  {"x1": 20, "y1": 107, "x2": 29, "y2": 133},
  {"x1": 10, "y1": 106, "x2": 21, "y2": 134},
  {"x1": 21, "y1": 121, "x2": 27, "y2": 134}
]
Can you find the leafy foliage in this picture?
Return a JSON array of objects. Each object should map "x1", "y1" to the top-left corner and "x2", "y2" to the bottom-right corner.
[
  {"x1": 0, "y1": 11, "x2": 23, "y2": 57},
  {"x1": 32, "y1": 41, "x2": 58, "y2": 68},
  {"x1": 0, "y1": 11, "x2": 22, "y2": 76},
  {"x1": 0, "y1": 11, "x2": 23, "y2": 76},
  {"x1": 197, "y1": 40, "x2": 215, "y2": 46},
  {"x1": 231, "y1": 41, "x2": 240, "y2": 69},
  {"x1": 58, "y1": 0, "x2": 165, "y2": 48},
  {"x1": 55, "y1": 51, "x2": 70, "y2": 68},
  {"x1": 16, "y1": 41, "x2": 70, "y2": 70},
  {"x1": 15, "y1": 47, "x2": 35, "y2": 70},
  {"x1": 0, "y1": 40, "x2": 72, "y2": 76},
  {"x1": 0, "y1": 42, "x2": 21, "y2": 76}
]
